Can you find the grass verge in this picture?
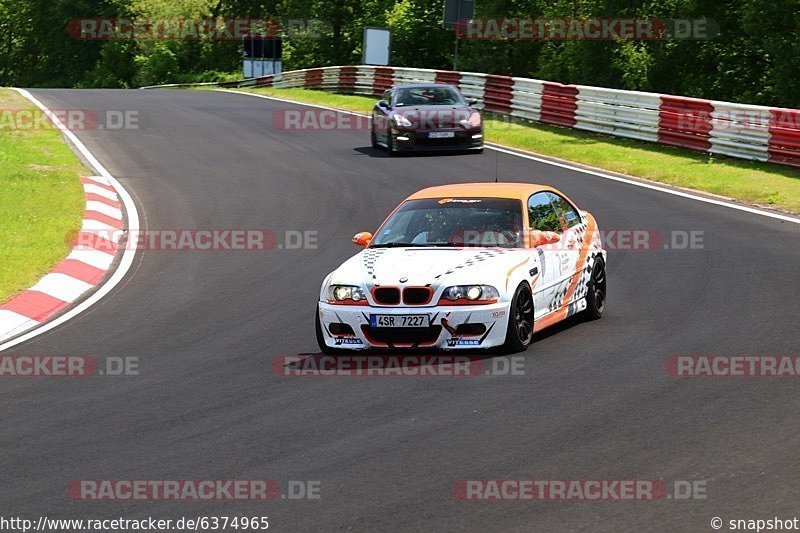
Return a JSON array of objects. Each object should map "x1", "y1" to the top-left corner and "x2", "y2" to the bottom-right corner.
[
  {"x1": 222, "y1": 86, "x2": 800, "y2": 214},
  {"x1": 0, "y1": 89, "x2": 87, "y2": 303}
]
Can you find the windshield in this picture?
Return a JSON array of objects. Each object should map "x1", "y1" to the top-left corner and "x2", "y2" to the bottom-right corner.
[
  {"x1": 371, "y1": 198, "x2": 524, "y2": 248},
  {"x1": 395, "y1": 86, "x2": 466, "y2": 107}
]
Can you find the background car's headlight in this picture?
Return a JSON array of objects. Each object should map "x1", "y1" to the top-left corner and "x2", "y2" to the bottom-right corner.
[
  {"x1": 327, "y1": 285, "x2": 367, "y2": 304},
  {"x1": 459, "y1": 111, "x2": 482, "y2": 129},
  {"x1": 441, "y1": 285, "x2": 499, "y2": 304},
  {"x1": 394, "y1": 114, "x2": 413, "y2": 128}
]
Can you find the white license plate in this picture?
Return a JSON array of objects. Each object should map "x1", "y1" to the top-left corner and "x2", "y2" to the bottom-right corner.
[
  {"x1": 428, "y1": 131, "x2": 455, "y2": 139},
  {"x1": 370, "y1": 314, "x2": 428, "y2": 328}
]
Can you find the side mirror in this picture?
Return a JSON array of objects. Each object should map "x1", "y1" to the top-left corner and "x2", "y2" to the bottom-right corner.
[
  {"x1": 467, "y1": 98, "x2": 479, "y2": 106},
  {"x1": 530, "y1": 230, "x2": 560, "y2": 247},
  {"x1": 377, "y1": 100, "x2": 389, "y2": 109},
  {"x1": 352, "y1": 232, "x2": 373, "y2": 247}
]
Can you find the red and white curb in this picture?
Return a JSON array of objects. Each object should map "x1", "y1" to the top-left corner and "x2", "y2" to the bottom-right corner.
[
  {"x1": 0, "y1": 89, "x2": 139, "y2": 351},
  {"x1": 0, "y1": 176, "x2": 124, "y2": 341}
]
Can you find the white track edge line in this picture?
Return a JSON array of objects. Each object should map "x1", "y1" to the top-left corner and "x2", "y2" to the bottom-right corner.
[
  {"x1": 215, "y1": 88, "x2": 800, "y2": 225},
  {"x1": 0, "y1": 89, "x2": 141, "y2": 352}
]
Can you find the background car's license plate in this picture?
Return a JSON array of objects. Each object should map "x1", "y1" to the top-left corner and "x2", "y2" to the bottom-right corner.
[
  {"x1": 370, "y1": 314, "x2": 427, "y2": 328},
  {"x1": 428, "y1": 131, "x2": 455, "y2": 138}
]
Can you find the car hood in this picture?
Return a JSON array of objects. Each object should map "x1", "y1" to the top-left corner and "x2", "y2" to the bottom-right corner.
[
  {"x1": 393, "y1": 105, "x2": 476, "y2": 128},
  {"x1": 329, "y1": 247, "x2": 531, "y2": 289},
  {"x1": 394, "y1": 104, "x2": 473, "y2": 113}
]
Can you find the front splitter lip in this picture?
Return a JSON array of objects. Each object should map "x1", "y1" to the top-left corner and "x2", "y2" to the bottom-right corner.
[
  {"x1": 318, "y1": 301, "x2": 510, "y2": 350},
  {"x1": 394, "y1": 144, "x2": 484, "y2": 152},
  {"x1": 391, "y1": 127, "x2": 483, "y2": 152}
]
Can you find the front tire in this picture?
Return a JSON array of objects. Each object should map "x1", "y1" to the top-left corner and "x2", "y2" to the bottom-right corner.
[
  {"x1": 502, "y1": 283, "x2": 535, "y2": 353},
  {"x1": 584, "y1": 257, "x2": 606, "y2": 320},
  {"x1": 370, "y1": 125, "x2": 378, "y2": 148},
  {"x1": 386, "y1": 127, "x2": 398, "y2": 156}
]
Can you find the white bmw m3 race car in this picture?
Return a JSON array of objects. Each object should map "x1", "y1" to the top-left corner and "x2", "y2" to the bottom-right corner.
[{"x1": 316, "y1": 183, "x2": 607, "y2": 353}]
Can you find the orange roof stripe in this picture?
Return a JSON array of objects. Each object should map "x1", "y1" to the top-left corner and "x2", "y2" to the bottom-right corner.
[{"x1": 407, "y1": 182, "x2": 559, "y2": 202}]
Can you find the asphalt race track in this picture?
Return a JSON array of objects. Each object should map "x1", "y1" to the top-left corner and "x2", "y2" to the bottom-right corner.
[{"x1": 2, "y1": 88, "x2": 799, "y2": 532}]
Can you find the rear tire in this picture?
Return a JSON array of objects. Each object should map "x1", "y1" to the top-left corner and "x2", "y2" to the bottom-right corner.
[
  {"x1": 584, "y1": 257, "x2": 606, "y2": 320},
  {"x1": 502, "y1": 283, "x2": 535, "y2": 353}
]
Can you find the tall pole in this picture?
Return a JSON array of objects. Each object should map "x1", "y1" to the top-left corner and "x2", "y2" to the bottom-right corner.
[{"x1": 453, "y1": 0, "x2": 460, "y2": 71}]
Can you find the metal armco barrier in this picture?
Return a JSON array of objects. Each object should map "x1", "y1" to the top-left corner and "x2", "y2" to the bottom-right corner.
[
  {"x1": 146, "y1": 65, "x2": 800, "y2": 168},
  {"x1": 542, "y1": 82, "x2": 578, "y2": 127}
]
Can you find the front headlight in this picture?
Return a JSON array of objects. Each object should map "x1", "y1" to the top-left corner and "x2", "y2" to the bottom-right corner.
[
  {"x1": 459, "y1": 111, "x2": 482, "y2": 129},
  {"x1": 441, "y1": 285, "x2": 500, "y2": 304},
  {"x1": 394, "y1": 114, "x2": 413, "y2": 128},
  {"x1": 327, "y1": 284, "x2": 367, "y2": 304}
]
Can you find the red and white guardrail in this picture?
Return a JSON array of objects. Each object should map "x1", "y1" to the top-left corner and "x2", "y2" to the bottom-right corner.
[{"x1": 146, "y1": 65, "x2": 800, "y2": 168}]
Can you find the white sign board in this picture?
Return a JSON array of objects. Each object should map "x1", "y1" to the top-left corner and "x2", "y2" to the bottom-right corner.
[
  {"x1": 363, "y1": 27, "x2": 391, "y2": 66},
  {"x1": 244, "y1": 60, "x2": 282, "y2": 78}
]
